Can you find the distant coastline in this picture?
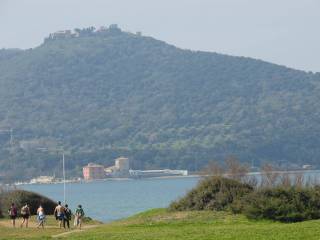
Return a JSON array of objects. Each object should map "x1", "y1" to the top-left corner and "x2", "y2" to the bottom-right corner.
[
  {"x1": 13, "y1": 169, "x2": 320, "y2": 187},
  {"x1": 14, "y1": 174, "x2": 202, "y2": 186}
]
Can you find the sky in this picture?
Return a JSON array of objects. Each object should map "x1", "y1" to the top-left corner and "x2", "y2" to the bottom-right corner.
[{"x1": 0, "y1": 0, "x2": 319, "y2": 72}]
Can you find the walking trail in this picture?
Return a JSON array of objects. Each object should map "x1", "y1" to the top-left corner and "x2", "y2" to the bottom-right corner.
[
  {"x1": 0, "y1": 219, "x2": 100, "y2": 238},
  {"x1": 51, "y1": 225, "x2": 100, "y2": 238}
]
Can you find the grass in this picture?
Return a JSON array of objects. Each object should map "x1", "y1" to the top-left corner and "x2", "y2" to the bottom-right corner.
[
  {"x1": 65, "y1": 209, "x2": 320, "y2": 240},
  {"x1": 1, "y1": 210, "x2": 320, "y2": 239},
  {"x1": 0, "y1": 215, "x2": 100, "y2": 240}
]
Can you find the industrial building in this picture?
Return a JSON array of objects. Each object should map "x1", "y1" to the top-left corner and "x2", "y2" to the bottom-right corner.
[
  {"x1": 83, "y1": 163, "x2": 105, "y2": 180},
  {"x1": 129, "y1": 169, "x2": 188, "y2": 178},
  {"x1": 30, "y1": 176, "x2": 55, "y2": 184},
  {"x1": 82, "y1": 157, "x2": 188, "y2": 180},
  {"x1": 105, "y1": 157, "x2": 130, "y2": 177}
]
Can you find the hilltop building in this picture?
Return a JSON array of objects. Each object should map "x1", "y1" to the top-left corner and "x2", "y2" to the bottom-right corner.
[
  {"x1": 45, "y1": 24, "x2": 122, "y2": 42},
  {"x1": 48, "y1": 30, "x2": 73, "y2": 39},
  {"x1": 109, "y1": 24, "x2": 119, "y2": 29}
]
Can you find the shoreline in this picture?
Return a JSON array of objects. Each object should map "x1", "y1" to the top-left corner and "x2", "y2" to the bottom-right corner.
[
  {"x1": 14, "y1": 174, "x2": 202, "y2": 186},
  {"x1": 11, "y1": 169, "x2": 320, "y2": 186}
]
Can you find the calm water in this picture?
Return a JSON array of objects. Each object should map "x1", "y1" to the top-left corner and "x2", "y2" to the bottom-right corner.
[
  {"x1": 20, "y1": 170, "x2": 320, "y2": 222},
  {"x1": 20, "y1": 177, "x2": 200, "y2": 222}
]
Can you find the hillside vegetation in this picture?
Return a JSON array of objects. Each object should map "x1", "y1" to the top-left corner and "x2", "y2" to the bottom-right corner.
[
  {"x1": 0, "y1": 190, "x2": 56, "y2": 216},
  {"x1": 169, "y1": 177, "x2": 253, "y2": 211},
  {"x1": 170, "y1": 171, "x2": 320, "y2": 223},
  {"x1": 0, "y1": 26, "x2": 320, "y2": 180}
]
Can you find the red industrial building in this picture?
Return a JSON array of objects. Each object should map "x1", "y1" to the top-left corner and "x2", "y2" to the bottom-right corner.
[{"x1": 83, "y1": 163, "x2": 105, "y2": 180}]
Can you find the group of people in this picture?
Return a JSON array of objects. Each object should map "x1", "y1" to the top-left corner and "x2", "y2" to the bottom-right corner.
[
  {"x1": 8, "y1": 203, "x2": 31, "y2": 228},
  {"x1": 7, "y1": 201, "x2": 85, "y2": 230},
  {"x1": 54, "y1": 201, "x2": 85, "y2": 230}
]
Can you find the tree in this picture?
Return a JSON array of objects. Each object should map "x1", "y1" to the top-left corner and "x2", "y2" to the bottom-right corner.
[{"x1": 225, "y1": 156, "x2": 249, "y2": 182}]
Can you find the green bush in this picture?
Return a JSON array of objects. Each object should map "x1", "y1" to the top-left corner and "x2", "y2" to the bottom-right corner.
[
  {"x1": 242, "y1": 186, "x2": 320, "y2": 222},
  {"x1": 169, "y1": 177, "x2": 253, "y2": 211},
  {"x1": 169, "y1": 176, "x2": 320, "y2": 223},
  {"x1": 0, "y1": 190, "x2": 56, "y2": 217}
]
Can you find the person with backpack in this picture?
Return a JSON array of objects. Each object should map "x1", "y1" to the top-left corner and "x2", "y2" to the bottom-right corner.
[
  {"x1": 53, "y1": 201, "x2": 65, "y2": 229},
  {"x1": 20, "y1": 203, "x2": 30, "y2": 228},
  {"x1": 74, "y1": 205, "x2": 85, "y2": 230},
  {"x1": 63, "y1": 204, "x2": 72, "y2": 229},
  {"x1": 8, "y1": 203, "x2": 17, "y2": 228}
]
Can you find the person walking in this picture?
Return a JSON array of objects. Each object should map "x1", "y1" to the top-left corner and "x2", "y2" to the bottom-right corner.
[
  {"x1": 8, "y1": 203, "x2": 17, "y2": 228},
  {"x1": 74, "y1": 205, "x2": 85, "y2": 230},
  {"x1": 63, "y1": 204, "x2": 72, "y2": 229},
  {"x1": 53, "y1": 201, "x2": 65, "y2": 229},
  {"x1": 20, "y1": 203, "x2": 30, "y2": 228},
  {"x1": 36, "y1": 205, "x2": 46, "y2": 229}
]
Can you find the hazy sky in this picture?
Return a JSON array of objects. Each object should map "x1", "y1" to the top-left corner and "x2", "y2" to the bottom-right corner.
[{"x1": 0, "y1": 0, "x2": 319, "y2": 72}]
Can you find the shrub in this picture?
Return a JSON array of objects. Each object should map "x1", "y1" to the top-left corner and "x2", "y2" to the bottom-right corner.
[
  {"x1": 170, "y1": 176, "x2": 320, "y2": 223},
  {"x1": 242, "y1": 186, "x2": 320, "y2": 222},
  {"x1": 0, "y1": 190, "x2": 56, "y2": 217},
  {"x1": 169, "y1": 177, "x2": 253, "y2": 211}
]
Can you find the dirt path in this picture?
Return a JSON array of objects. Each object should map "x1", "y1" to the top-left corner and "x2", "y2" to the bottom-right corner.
[
  {"x1": 0, "y1": 219, "x2": 100, "y2": 238},
  {"x1": 51, "y1": 225, "x2": 100, "y2": 238},
  {"x1": 0, "y1": 218, "x2": 39, "y2": 228}
]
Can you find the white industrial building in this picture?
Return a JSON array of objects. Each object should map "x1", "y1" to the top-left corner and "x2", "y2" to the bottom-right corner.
[
  {"x1": 129, "y1": 169, "x2": 188, "y2": 178},
  {"x1": 105, "y1": 157, "x2": 130, "y2": 177},
  {"x1": 104, "y1": 157, "x2": 188, "y2": 178}
]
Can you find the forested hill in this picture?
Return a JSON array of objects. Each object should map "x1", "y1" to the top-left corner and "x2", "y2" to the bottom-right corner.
[{"x1": 0, "y1": 26, "x2": 319, "y2": 180}]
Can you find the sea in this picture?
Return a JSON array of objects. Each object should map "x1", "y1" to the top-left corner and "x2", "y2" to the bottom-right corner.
[
  {"x1": 20, "y1": 177, "x2": 200, "y2": 222},
  {"x1": 19, "y1": 170, "x2": 320, "y2": 223}
]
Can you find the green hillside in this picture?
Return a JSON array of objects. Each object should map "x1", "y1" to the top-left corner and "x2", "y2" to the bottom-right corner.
[{"x1": 0, "y1": 26, "x2": 320, "y2": 180}]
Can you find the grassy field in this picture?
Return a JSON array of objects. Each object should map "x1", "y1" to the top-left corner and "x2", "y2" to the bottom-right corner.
[{"x1": 1, "y1": 210, "x2": 320, "y2": 239}]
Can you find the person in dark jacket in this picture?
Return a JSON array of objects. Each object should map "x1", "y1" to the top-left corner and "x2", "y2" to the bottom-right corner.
[{"x1": 63, "y1": 204, "x2": 72, "y2": 229}]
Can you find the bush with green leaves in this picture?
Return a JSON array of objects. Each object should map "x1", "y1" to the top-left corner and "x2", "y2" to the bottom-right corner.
[
  {"x1": 169, "y1": 177, "x2": 253, "y2": 211},
  {"x1": 242, "y1": 186, "x2": 320, "y2": 222},
  {"x1": 170, "y1": 175, "x2": 320, "y2": 223}
]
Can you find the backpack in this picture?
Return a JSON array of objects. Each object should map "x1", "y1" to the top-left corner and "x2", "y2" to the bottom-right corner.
[
  {"x1": 21, "y1": 206, "x2": 27, "y2": 215},
  {"x1": 65, "y1": 208, "x2": 72, "y2": 220},
  {"x1": 76, "y1": 208, "x2": 84, "y2": 217},
  {"x1": 9, "y1": 207, "x2": 17, "y2": 216}
]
